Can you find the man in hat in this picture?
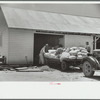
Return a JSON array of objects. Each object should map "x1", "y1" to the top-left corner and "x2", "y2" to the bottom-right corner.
[
  {"x1": 39, "y1": 44, "x2": 49, "y2": 65},
  {"x1": 85, "y1": 42, "x2": 91, "y2": 53}
]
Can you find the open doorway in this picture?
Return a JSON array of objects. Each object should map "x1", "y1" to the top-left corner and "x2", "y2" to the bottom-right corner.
[
  {"x1": 96, "y1": 38, "x2": 100, "y2": 49},
  {"x1": 34, "y1": 33, "x2": 64, "y2": 65}
]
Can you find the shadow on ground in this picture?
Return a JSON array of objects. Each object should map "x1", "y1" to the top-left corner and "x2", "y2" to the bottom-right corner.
[
  {"x1": 49, "y1": 65, "x2": 83, "y2": 73},
  {"x1": 11, "y1": 65, "x2": 83, "y2": 73},
  {"x1": 66, "y1": 68, "x2": 82, "y2": 73}
]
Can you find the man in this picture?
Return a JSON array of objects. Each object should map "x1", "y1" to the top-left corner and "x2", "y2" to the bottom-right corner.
[
  {"x1": 85, "y1": 42, "x2": 91, "y2": 53},
  {"x1": 39, "y1": 44, "x2": 49, "y2": 65}
]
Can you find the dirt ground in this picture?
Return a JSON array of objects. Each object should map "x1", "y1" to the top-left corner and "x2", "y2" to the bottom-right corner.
[{"x1": 0, "y1": 65, "x2": 100, "y2": 81}]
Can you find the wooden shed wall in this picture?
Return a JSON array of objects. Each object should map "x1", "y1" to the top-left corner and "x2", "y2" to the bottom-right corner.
[
  {"x1": 65, "y1": 35, "x2": 93, "y2": 53},
  {"x1": 0, "y1": 9, "x2": 8, "y2": 63},
  {"x1": 8, "y1": 29, "x2": 34, "y2": 64}
]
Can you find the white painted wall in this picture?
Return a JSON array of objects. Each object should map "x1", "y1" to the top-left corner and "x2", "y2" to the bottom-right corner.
[
  {"x1": 8, "y1": 29, "x2": 33, "y2": 64},
  {"x1": 0, "y1": 9, "x2": 8, "y2": 63},
  {"x1": 59, "y1": 37, "x2": 64, "y2": 47},
  {"x1": 65, "y1": 34, "x2": 93, "y2": 53}
]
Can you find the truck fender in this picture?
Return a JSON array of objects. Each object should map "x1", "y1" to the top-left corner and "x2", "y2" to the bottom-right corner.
[{"x1": 82, "y1": 56, "x2": 100, "y2": 70}]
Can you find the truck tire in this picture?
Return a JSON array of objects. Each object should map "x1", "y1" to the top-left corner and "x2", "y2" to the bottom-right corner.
[
  {"x1": 83, "y1": 60, "x2": 95, "y2": 77},
  {"x1": 61, "y1": 61, "x2": 69, "y2": 71}
]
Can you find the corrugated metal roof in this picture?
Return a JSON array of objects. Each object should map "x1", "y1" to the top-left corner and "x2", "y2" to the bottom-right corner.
[{"x1": 1, "y1": 6, "x2": 100, "y2": 34}]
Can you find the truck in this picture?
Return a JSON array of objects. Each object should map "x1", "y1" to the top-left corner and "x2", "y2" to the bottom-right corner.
[
  {"x1": 45, "y1": 49, "x2": 100, "y2": 77},
  {"x1": 82, "y1": 49, "x2": 100, "y2": 77}
]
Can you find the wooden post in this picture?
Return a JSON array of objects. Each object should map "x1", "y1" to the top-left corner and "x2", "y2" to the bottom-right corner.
[
  {"x1": 95, "y1": 36, "x2": 100, "y2": 49},
  {"x1": 95, "y1": 36, "x2": 96, "y2": 49}
]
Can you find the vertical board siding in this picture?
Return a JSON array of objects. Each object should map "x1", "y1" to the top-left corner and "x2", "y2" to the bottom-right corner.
[
  {"x1": 65, "y1": 35, "x2": 93, "y2": 53},
  {"x1": 0, "y1": 9, "x2": 8, "y2": 63},
  {"x1": 8, "y1": 29, "x2": 33, "y2": 64},
  {"x1": 59, "y1": 37, "x2": 64, "y2": 47}
]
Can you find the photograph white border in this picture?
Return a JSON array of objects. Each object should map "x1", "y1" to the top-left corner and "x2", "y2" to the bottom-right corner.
[
  {"x1": 0, "y1": 1, "x2": 100, "y2": 99},
  {"x1": 0, "y1": 82, "x2": 100, "y2": 99}
]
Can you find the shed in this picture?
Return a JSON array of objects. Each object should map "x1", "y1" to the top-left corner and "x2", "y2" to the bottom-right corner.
[{"x1": 0, "y1": 6, "x2": 100, "y2": 65}]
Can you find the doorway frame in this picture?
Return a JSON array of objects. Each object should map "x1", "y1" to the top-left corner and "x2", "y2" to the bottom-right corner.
[
  {"x1": 33, "y1": 32, "x2": 65, "y2": 65},
  {"x1": 94, "y1": 35, "x2": 100, "y2": 49}
]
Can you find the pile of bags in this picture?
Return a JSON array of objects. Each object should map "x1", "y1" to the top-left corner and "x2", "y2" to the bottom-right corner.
[
  {"x1": 44, "y1": 48, "x2": 64, "y2": 59},
  {"x1": 44, "y1": 49, "x2": 57, "y2": 59},
  {"x1": 44, "y1": 46, "x2": 89, "y2": 61},
  {"x1": 60, "y1": 47, "x2": 88, "y2": 62}
]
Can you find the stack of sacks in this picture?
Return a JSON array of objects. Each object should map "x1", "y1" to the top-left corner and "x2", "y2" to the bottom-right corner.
[
  {"x1": 60, "y1": 46, "x2": 89, "y2": 61},
  {"x1": 44, "y1": 48, "x2": 64, "y2": 59},
  {"x1": 77, "y1": 52, "x2": 83, "y2": 59},
  {"x1": 55, "y1": 48, "x2": 64, "y2": 58},
  {"x1": 48, "y1": 50, "x2": 56, "y2": 54},
  {"x1": 69, "y1": 47, "x2": 79, "y2": 59},
  {"x1": 44, "y1": 49, "x2": 57, "y2": 58},
  {"x1": 60, "y1": 52, "x2": 70, "y2": 62},
  {"x1": 69, "y1": 47, "x2": 88, "y2": 59},
  {"x1": 44, "y1": 53, "x2": 56, "y2": 58},
  {"x1": 69, "y1": 47, "x2": 77, "y2": 59},
  {"x1": 79, "y1": 47, "x2": 88, "y2": 58},
  {"x1": 44, "y1": 46, "x2": 89, "y2": 60}
]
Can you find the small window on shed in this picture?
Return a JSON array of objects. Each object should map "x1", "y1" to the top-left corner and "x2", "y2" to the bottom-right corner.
[{"x1": 0, "y1": 35, "x2": 2, "y2": 46}]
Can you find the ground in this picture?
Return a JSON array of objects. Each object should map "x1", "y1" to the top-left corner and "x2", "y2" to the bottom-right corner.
[{"x1": 0, "y1": 65, "x2": 100, "y2": 81}]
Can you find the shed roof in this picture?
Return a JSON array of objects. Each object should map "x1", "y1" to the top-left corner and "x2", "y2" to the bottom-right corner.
[{"x1": 1, "y1": 6, "x2": 100, "y2": 34}]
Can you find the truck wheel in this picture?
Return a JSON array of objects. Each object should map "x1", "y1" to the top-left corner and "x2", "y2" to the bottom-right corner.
[
  {"x1": 83, "y1": 61, "x2": 95, "y2": 77},
  {"x1": 61, "y1": 61, "x2": 69, "y2": 71}
]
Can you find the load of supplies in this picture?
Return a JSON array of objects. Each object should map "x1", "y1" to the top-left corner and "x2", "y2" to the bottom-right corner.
[{"x1": 44, "y1": 46, "x2": 89, "y2": 62}]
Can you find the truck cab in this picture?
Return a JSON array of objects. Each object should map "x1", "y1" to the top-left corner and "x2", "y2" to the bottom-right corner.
[{"x1": 82, "y1": 49, "x2": 100, "y2": 77}]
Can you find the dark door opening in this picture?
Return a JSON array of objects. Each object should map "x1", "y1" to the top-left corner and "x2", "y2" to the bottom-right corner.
[
  {"x1": 34, "y1": 33, "x2": 64, "y2": 65},
  {"x1": 96, "y1": 38, "x2": 100, "y2": 49}
]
